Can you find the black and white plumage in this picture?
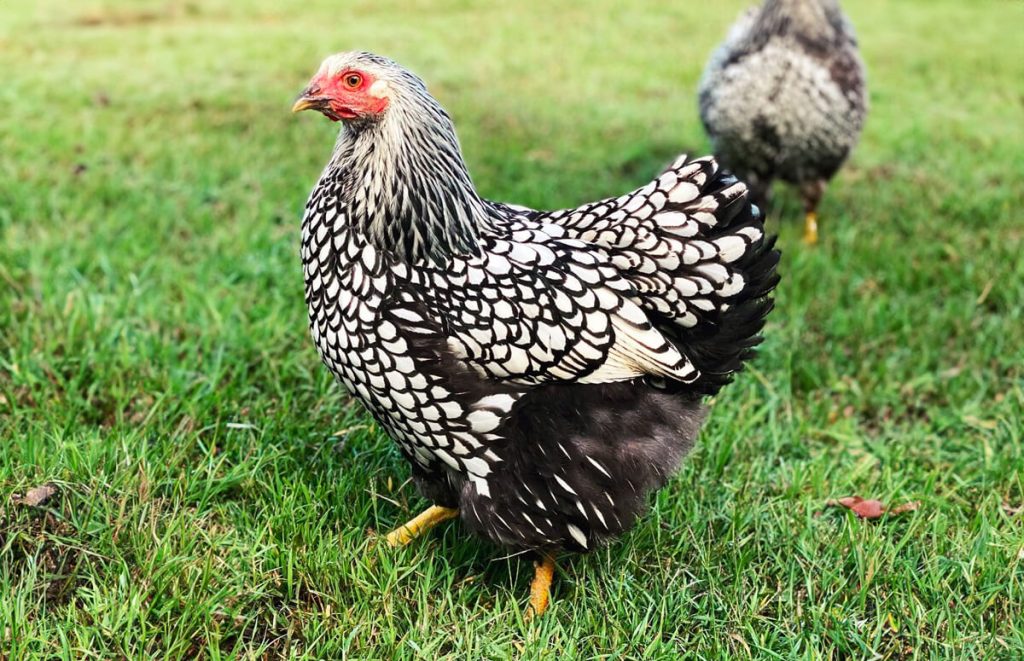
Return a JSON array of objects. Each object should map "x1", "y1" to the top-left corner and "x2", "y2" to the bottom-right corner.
[
  {"x1": 698, "y1": 0, "x2": 866, "y2": 242},
  {"x1": 296, "y1": 52, "x2": 779, "y2": 556}
]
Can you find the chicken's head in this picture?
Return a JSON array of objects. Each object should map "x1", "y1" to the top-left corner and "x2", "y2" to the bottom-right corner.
[{"x1": 292, "y1": 51, "x2": 403, "y2": 122}]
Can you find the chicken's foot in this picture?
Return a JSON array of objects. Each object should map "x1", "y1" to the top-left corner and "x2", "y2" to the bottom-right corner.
[
  {"x1": 385, "y1": 505, "x2": 459, "y2": 547},
  {"x1": 525, "y1": 552, "x2": 556, "y2": 620},
  {"x1": 802, "y1": 211, "x2": 819, "y2": 245}
]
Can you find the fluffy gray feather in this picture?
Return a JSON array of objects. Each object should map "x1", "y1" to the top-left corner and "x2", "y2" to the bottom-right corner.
[{"x1": 698, "y1": 0, "x2": 867, "y2": 210}]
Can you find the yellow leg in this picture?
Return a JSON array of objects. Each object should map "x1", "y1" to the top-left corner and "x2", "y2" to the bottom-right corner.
[
  {"x1": 803, "y1": 211, "x2": 819, "y2": 245},
  {"x1": 385, "y1": 505, "x2": 459, "y2": 547},
  {"x1": 525, "y1": 553, "x2": 556, "y2": 620}
]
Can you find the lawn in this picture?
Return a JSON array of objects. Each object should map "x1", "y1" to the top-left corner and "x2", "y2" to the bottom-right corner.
[{"x1": 2, "y1": 0, "x2": 1022, "y2": 657}]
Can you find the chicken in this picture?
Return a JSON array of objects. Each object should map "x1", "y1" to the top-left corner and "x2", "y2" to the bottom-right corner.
[
  {"x1": 292, "y1": 51, "x2": 779, "y2": 617},
  {"x1": 698, "y1": 0, "x2": 867, "y2": 244}
]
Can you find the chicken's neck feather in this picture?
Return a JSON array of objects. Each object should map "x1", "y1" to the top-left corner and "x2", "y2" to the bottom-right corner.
[
  {"x1": 753, "y1": 0, "x2": 846, "y2": 48},
  {"x1": 324, "y1": 93, "x2": 492, "y2": 265}
]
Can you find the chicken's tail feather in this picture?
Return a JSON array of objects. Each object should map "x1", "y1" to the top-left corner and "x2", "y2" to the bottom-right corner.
[{"x1": 648, "y1": 155, "x2": 781, "y2": 396}]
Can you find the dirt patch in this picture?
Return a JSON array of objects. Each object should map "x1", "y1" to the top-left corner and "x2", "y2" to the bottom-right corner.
[
  {"x1": 67, "y1": 2, "x2": 201, "y2": 28},
  {"x1": 1, "y1": 486, "x2": 92, "y2": 608}
]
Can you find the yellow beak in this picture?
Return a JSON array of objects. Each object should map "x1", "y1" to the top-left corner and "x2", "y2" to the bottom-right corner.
[
  {"x1": 292, "y1": 83, "x2": 329, "y2": 114},
  {"x1": 291, "y1": 96, "x2": 321, "y2": 113}
]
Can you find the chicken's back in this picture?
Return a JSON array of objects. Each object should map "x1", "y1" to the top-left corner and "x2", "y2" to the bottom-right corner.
[{"x1": 527, "y1": 155, "x2": 780, "y2": 396}]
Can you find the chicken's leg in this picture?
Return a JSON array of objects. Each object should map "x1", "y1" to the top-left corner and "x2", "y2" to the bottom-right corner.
[
  {"x1": 385, "y1": 505, "x2": 459, "y2": 547},
  {"x1": 800, "y1": 179, "x2": 826, "y2": 246},
  {"x1": 524, "y1": 552, "x2": 556, "y2": 620},
  {"x1": 803, "y1": 211, "x2": 819, "y2": 245}
]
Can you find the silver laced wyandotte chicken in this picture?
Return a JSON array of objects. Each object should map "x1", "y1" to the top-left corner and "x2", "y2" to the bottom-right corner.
[
  {"x1": 698, "y1": 0, "x2": 867, "y2": 244},
  {"x1": 291, "y1": 51, "x2": 779, "y2": 618}
]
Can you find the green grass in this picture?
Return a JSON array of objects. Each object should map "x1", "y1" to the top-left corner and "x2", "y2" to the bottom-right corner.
[{"x1": 2, "y1": 0, "x2": 1023, "y2": 657}]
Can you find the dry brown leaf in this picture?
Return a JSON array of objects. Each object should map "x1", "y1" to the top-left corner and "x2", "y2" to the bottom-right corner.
[
  {"x1": 888, "y1": 501, "x2": 921, "y2": 515},
  {"x1": 12, "y1": 483, "x2": 58, "y2": 508},
  {"x1": 963, "y1": 415, "x2": 998, "y2": 430},
  {"x1": 826, "y1": 495, "x2": 920, "y2": 520},
  {"x1": 846, "y1": 497, "x2": 885, "y2": 519},
  {"x1": 1003, "y1": 502, "x2": 1023, "y2": 516}
]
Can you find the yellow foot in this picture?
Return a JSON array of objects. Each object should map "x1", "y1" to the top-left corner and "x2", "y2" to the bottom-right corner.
[
  {"x1": 802, "y1": 211, "x2": 819, "y2": 245},
  {"x1": 524, "y1": 553, "x2": 556, "y2": 621},
  {"x1": 385, "y1": 505, "x2": 459, "y2": 547}
]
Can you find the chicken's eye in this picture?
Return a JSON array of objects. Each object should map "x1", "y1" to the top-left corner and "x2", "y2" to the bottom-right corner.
[{"x1": 343, "y1": 73, "x2": 363, "y2": 89}]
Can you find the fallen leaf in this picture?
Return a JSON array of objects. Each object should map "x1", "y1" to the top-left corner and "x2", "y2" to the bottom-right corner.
[
  {"x1": 1003, "y1": 502, "x2": 1023, "y2": 516},
  {"x1": 888, "y1": 501, "x2": 921, "y2": 515},
  {"x1": 12, "y1": 483, "x2": 58, "y2": 507},
  {"x1": 826, "y1": 495, "x2": 919, "y2": 520},
  {"x1": 848, "y1": 497, "x2": 885, "y2": 519},
  {"x1": 963, "y1": 415, "x2": 998, "y2": 430}
]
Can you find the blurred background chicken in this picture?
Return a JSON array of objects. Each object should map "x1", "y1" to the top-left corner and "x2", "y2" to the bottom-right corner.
[
  {"x1": 698, "y1": 0, "x2": 867, "y2": 244},
  {"x1": 293, "y1": 52, "x2": 779, "y2": 617}
]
